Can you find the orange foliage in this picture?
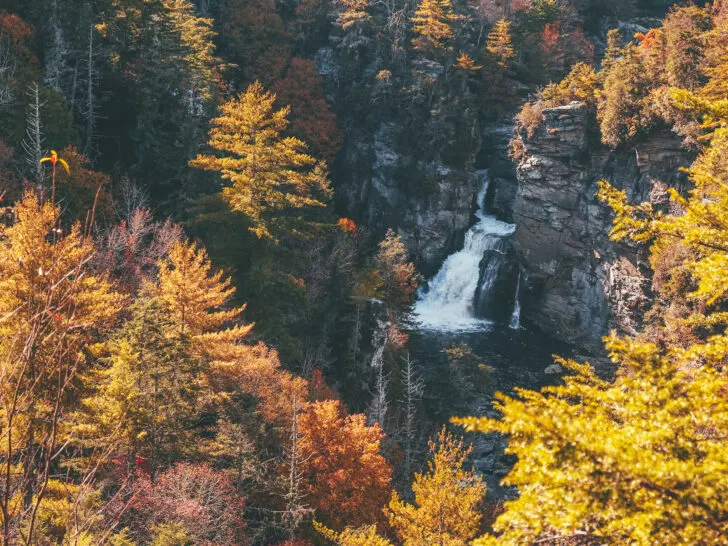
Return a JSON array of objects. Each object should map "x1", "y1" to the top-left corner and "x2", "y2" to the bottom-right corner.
[
  {"x1": 298, "y1": 400, "x2": 392, "y2": 531},
  {"x1": 0, "y1": 12, "x2": 33, "y2": 46},
  {"x1": 539, "y1": 23, "x2": 593, "y2": 78},
  {"x1": 210, "y1": 342, "x2": 309, "y2": 428},
  {"x1": 338, "y1": 217, "x2": 358, "y2": 234},
  {"x1": 273, "y1": 58, "x2": 343, "y2": 163}
]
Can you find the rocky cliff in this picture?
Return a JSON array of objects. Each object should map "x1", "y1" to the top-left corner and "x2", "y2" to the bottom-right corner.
[
  {"x1": 512, "y1": 102, "x2": 693, "y2": 351},
  {"x1": 336, "y1": 120, "x2": 480, "y2": 277}
]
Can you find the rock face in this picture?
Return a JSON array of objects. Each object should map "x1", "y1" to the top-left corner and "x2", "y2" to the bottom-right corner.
[
  {"x1": 337, "y1": 121, "x2": 479, "y2": 276},
  {"x1": 513, "y1": 102, "x2": 693, "y2": 351}
]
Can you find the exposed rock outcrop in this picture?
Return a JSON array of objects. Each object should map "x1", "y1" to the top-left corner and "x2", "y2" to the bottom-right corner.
[
  {"x1": 513, "y1": 102, "x2": 693, "y2": 352},
  {"x1": 337, "y1": 121, "x2": 479, "y2": 276}
]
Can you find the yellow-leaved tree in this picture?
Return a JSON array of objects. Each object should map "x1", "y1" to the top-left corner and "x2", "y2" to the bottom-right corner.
[
  {"x1": 456, "y1": 40, "x2": 728, "y2": 544},
  {"x1": 485, "y1": 19, "x2": 514, "y2": 70},
  {"x1": 0, "y1": 191, "x2": 123, "y2": 545},
  {"x1": 189, "y1": 81, "x2": 331, "y2": 239},
  {"x1": 387, "y1": 429, "x2": 486, "y2": 546},
  {"x1": 410, "y1": 0, "x2": 459, "y2": 51}
]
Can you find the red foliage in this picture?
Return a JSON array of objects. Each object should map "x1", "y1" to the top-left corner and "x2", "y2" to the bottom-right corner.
[
  {"x1": 386, "y1": 324, "x2": 409, "y2": 350},
  {"x1": 540, "y1": 22, "x2": 561, "y2": 55},
  {"x1": 309, "y1": 368, "x2": 339, "y2": 402},
  {"x1": 0, "y1": 12, "x2": 33, "y2": 46},
  {"x1": 273, "y1": 58, "x2": 343, "y2": 163},
  {"x1": 298, "y1": 400, "x2": 393, "y2": 531},
  {"x1": 539, "y1": 23, "x2": 593, "y2": 78},
  {"x1": 129, "y1": 463, "x2": 247, "y2": 546}
]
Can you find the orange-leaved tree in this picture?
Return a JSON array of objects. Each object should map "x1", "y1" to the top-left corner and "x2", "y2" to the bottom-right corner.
[{"x1": 298, "y1": 400, "x2": 392, "y2": 531}]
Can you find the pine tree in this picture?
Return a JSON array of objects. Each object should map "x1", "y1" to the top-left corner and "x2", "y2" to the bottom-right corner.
[
  {"x1": 77, "y1": 294, "x2": 203, "y2": 477},
  {"x1": 600, "y1": 28, "x2": 622, "y2": 76},
  {"x1": 387, "y1": 429, "x2": 486, "y2": 546},
  {"x1": 485, "y1": 19, "x2": 514, "y2": 70},
  {"x1": 410, "y1": 0, "x2": 460, "y2": 51},
  {"x1": 156, "y1": 239, "x2": 250, "y2": 342},
  {"x1": 97, "y1": 0, "x2": 223, "y2": 206},
  {"x1": 189, "y1": 82, "x2": 331, "y2": 239}
]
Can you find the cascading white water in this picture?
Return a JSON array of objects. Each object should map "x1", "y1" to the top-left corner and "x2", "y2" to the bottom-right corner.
[
  {"x1": 414, "y1": 172, "x2": 515, "y2": 331},
  {"x1": 509, "y1": 270, "x2": 522, "y2": 330}
]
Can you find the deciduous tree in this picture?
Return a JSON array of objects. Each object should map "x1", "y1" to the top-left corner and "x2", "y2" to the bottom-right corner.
[{"x1": 298, "y1": 400, "x2": 392, "y2": 530}]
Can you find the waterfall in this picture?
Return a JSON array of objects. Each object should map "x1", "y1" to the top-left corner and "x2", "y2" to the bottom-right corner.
[
  {"x1": 415, "y1": 172, "x2": 516, "y2": 331},
  {"x1": 509, "y1": 271, "x2": 522, "y2": 330}
]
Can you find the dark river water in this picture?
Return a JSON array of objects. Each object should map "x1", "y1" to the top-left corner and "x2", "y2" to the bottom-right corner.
[{"x1": 406, "y1": 322, "x2": 577, "y2": 499}]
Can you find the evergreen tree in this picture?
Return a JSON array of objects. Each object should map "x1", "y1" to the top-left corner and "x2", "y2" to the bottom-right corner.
[
  {"x1": 387, "y1": 429, "x2": 486, "y2": 546},
  {"x1": 189, "y1": 82, "x2": 331, "y2": 239},
  {"x1": 410, "y1": 0, "x2": 460, "y2": 51},
  {"x1": 79, "y1": 295, "x2": 204, "y2": 477},
  {"x1": 485, "y1": 18, "x2": 514, "y2": 70}
]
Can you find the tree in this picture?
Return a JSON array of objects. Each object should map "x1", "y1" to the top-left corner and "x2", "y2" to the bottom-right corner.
[
  {"x1": 334, "y1": 0, "x2": 371, "y2": 49},
  {"x1": 219, "y1": 0, "x2": 292, "y2": 84},
  {"x1": 457, "y1": 343, "x2": 728, "y2": 545},
  {"x1": 375, "y1": 229, "x2": 419, "y2": 314},
  {"x1": 189, "y1": 81, "x2": 331, "y2": 239},
  {"x1": 297, "y1": 400, "x2": 392, "y2": 530},
  {"x1": 410, "y1": 0, "x2": 459, "y2": 50},
  {"x1": 128, "y1": 463, "x2": 247, "y2": 546},
  {"x1": 97, "y1": 0, "x2": 223, "y2": 206},
  {"x1": 156, "y1": 239, "x2": 250, "y2": 342},
  {"x1": 485, "y1": 19, "x2": 514, "y2": 70},
  {"x1": 600, "y1": 28, "x2": 622, "y2": 77},
  {"x1": 22, "y1": 82, "x2": 44, "y2": 185},
  {"x1": 273, "y1": 58, "x2": 343, "y2": 163},
  {"x1": 0, "y1": 190, "x2": 122, "y2": 545},
  {"x1": 387, "y1": 429, "x2": 486, "y2": 546},
  {"x1": 78, "y1": 294, "x2": 204, "y2": 477}
]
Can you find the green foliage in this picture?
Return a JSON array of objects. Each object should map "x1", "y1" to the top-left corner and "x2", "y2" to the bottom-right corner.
[{"x1": 78, "y1": 294, "x2": 205, "y2": 475}]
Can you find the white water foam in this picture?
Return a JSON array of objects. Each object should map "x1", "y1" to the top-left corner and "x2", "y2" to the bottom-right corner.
[{"x1": 414, "y1": 173, "x2": 515, "y2": 331}]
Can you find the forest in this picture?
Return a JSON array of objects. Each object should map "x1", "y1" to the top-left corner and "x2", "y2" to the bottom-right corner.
[{"x1": 0, "y1": 0, "x2": 727, "y2": 544}]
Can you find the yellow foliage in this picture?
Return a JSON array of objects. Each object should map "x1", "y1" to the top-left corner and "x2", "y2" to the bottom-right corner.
[
  {"x1": 387, "y1": 429, "x2": 485, "y2": 546},
  {"x1": 189, "y1": 81, "x2": 331, "y2": 239},
  {"x1": 314, "y1": 522, "x2": 393, "y2": 546}
]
